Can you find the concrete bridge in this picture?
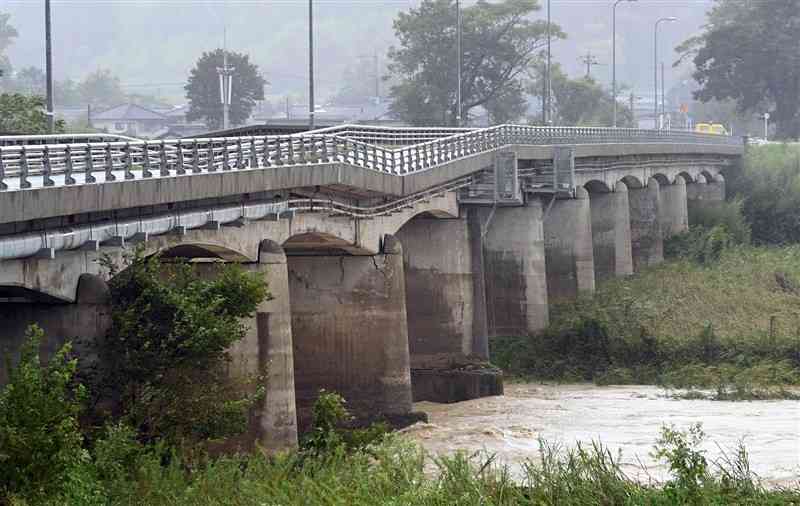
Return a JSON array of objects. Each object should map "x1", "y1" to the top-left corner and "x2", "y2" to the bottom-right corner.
[{"x1": 0, "y1": 124, "x2": 740, "y2": 451}]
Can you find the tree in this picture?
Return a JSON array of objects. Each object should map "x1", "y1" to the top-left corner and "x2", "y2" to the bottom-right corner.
[
  {"x1": 676, "y1": 0, "x2": 800, "y2": 140},
  {"x1": 0, "y1": 12, "x2": 18, "y2": 83},
  {"x1": 78, "y1": 69, "x2": 125, "y2": 109},
  {"x1": 0, "y1": 93, "x2": 65, "y2": 133},
  {"x1": 387, "y1": 0, "x2": 563, "y2": 126},
  {"x1": 185, "y1": 49, "x2": 266, "y2": 129},
  {"x1": 527, "y1": 63, "x2": 633, "y2": 126},
  {"x1": 89, "y1": 251, "x2": 268, "y2": 446}
]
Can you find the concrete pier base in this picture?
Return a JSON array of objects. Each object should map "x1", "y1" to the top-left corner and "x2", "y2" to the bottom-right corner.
[
  {"x1": 477, "y1": 200, "x2": 549, "y2": 336},
  {"x1": 287, "y1": 235, "x2": 413, "y2": 432},
  {"x1": 628, "y1": 178, "x2": 664, "y2": 271},
  {"x1": 588, "y1": 182, "x2": 633, "y2": 281},
  {"x1": 543, "y1": 187, "x2": 595, "y2": 302},
  {"x1": 659, "y1": 178, "x2": 689, "y2": 237}
]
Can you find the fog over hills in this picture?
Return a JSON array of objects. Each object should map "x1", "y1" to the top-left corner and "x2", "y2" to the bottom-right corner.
[{"x1": 4, "y1": 0, "x2": 712, "y2": 104}]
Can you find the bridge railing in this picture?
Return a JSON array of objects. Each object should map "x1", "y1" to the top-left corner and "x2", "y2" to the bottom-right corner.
[{"x1": 0, "y1": 125, "x2": 742, "y2": 191}]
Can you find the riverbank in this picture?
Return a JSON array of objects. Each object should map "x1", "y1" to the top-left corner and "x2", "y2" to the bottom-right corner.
[{"x1": 491, "y1": 246, "x2": 800, "y2": 396}]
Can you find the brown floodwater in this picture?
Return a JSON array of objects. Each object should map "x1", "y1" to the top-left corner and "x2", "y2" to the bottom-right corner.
[{"x1": 405, "y1": 383, "x2": 800, "y2": 487}]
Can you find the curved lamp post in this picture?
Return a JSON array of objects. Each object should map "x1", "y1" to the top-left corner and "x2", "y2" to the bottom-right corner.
[{"x1": 654, "y1": 16, "x2": 677, "y2": 129}]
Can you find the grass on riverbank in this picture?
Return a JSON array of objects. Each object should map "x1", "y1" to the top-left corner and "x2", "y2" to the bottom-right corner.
[
  {"x1": 491, "y1": 246, "x2": 800, "y2": 395},
  {"x1": 8, "y1": 427, "x2": 798, "y2": 506}
]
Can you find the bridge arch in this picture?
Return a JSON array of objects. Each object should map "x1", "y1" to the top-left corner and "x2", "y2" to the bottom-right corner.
[
  {"x1": 651, "y1": 173, "x2": 671, "y2": 186},
  {"x1": 675, "y1": 171, "x2": 695, "y2": 184},
  {"x1": 584, "y1": 180, "x2": 613, "y2": 194},
  {"x1": 157, "y1": 242, "x2": 252, "y2": 262},
  {"x1": 619, "y1": 175, "x2": 645, "y2": 190}
]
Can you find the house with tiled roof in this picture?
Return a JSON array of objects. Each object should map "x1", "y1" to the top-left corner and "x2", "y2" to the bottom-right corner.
[{"x1": 91, "y1": 103, "x2": 169, "y2": 138}]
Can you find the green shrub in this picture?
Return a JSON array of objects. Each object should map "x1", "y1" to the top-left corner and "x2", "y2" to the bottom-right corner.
[
  {"x1": 89, "y1": 249, "x2": 269, "y2": 447},
  {"x1": 0, "y1": 326, "x2": 103, "y2": 504}
]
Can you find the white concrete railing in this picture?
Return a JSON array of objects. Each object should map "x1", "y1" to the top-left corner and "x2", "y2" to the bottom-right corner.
[{"x1": 0, "y1": 124, "x2": 743, "y2": 191}]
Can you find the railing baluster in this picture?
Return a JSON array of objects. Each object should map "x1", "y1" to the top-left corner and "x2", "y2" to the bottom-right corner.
[
  {"x1": 160, "y1": 141, "x2": 170, "y2": 176},
  {"x1": 41, "y1": 146, "x2": 54, "y2": 187},
  {"x1": 142, "y1": 142, "x2": 153, "y2": 178},
  {"x1": 261, "y1": 135, "x2": 272, "y2": 167},
  {"x1": 287, "y1": 137, "x2": 295, "y2": 164},
  {"x1": 104, "y1": 143, "x2": 115, "y2": 182},
  {"x1": 0, "y1": 148, "x2": 7, "y2": 190},
  {"x1": 19, "y1": 147, "x2": 31, "y2": 189},
  {"x1": 176, "y1": 140, "x2": 186, "y2": 175},
  {"x1": 236, "y1": 138, "x2": 244, "y2": 169},
  {"x1": 222, "y1": 139, "x2": 231, "y2": 171},
  {"x1": 123, "y1": 142, "x2": 135, "y2": 180},
  {"x1": 63, "y1": 145, "x2": 75, "y2": 185},
  {"x1": 249, "y1": 137, "x2": 258, "y2": 168},
  {"x1": 84, "y1": 144, "x2": 96, "y2": 183},
  {"x1": 207, "y1": 141, "x2": 217, "y2": 172},
  {"x1": 273, "y1": 138, "x2": 283, "y2": 166},
  {"x1": 192, "y1": 141, "x2": 201, "y2": 173}
]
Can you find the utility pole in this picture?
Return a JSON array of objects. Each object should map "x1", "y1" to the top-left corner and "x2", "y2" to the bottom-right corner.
[
  {"x1": 45, "y1": 0, "x2": 54, "y2": 133},
  {"x1": 456, "y1": 0, "x2": 462, "y2": 126},
  {"x1": 612, "y1": 0, "x2": 636, "y2": 128},
  {"x1": 545, "y1": 0, "x2": 551, "y2": 124},
  {"x1": 217, "y1": 28, "x2": 233, "y2": 130},
  {"x1": 654, "y1": 17, "x2": 677, "y2": 129},
  {"x1": 661, "y1": 61, "x2": 666, "y2": 128},
  {"x1": 309, "y1": 0, "x2": 315, "y2": 129},
  {"x1": 580, "y1": 50, "x2": 601, "y2": 78},
  {"x1": 629, "y1": 91, "x2": 636, "y2": 126}
]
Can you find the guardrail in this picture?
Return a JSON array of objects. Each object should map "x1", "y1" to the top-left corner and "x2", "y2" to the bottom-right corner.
[
  {"x1": 0, "y1": 133, "x2": 141, "y2": 147},
  {"x1": 0, "y1": 124, "x2": 743, "y2": 191}
]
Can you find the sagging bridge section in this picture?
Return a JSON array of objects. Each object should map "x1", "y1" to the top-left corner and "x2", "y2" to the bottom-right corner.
[{"x1": 0, "y1": 124, "x2": 740, "y2": 450}]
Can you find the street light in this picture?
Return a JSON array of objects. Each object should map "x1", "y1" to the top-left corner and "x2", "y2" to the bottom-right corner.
[
  {"x1": 612, "y1": 0, "x2": 636, "y2": 128},
  {"x1": 456, "y1": 0, "x2": 462, "y2": 126},
  {"x1": 545, "y1": 0, "x2": 551, "y2": 124},
  {"x1": 654, "y1": 16, "x2": 677, "y2": 129},
  {"x1": 309, "y1": 0, "x2": 315, "y2": 129},
  {"x1": 45, "y1": 0, "x2": 54, "y2": 133}
]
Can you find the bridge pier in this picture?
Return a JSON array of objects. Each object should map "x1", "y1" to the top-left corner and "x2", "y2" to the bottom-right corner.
[
  {"x1": 242, "y1": 242, "x2": 298, "y2": 452},
  {"x1": 395, "y1": 214, "x2": 501, "y2": 403},
  {"x1": 658, "y1": 178, "x2": 689, "y2": 237},
  {"x1": 687, "y1": 174, "x2": 726, "y2": 222},
  {"x1": 543, "y1": 187, "x2": 595, "y2": 301},
  {"x1": 0, "y1": 274, "x2": 111, "y2": 385},
  {"x1": 477, "y1": 200, "x2": 549, "y2": 336},
  {"x1": 628, "y1": 177, "x2": 664, "y2": 271},
  {"x1": 587, "y1": 182, "x2": 633, "y2": 281},
  {"x1": 287, "y1": 235, "x2": 414, "y2": 433}
]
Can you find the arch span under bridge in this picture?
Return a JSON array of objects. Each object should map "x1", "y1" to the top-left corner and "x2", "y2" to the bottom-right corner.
[{"x1": 0, "y1": 124, "x2": 741, "y2": 450}]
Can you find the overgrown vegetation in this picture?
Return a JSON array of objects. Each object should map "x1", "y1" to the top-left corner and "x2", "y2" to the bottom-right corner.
[{"x1": 3, "y1": 340, "x2": 798, "y2": 505}]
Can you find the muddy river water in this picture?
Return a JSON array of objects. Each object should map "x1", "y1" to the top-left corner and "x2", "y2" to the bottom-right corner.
[{"x1": 406, "y1": 383, "x2": 800, "y2": 487}]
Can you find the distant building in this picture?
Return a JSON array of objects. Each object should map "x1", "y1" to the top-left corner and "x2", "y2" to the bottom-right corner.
[{"x1": 90, "y1": 103, "x2": 169, "y2": 138}]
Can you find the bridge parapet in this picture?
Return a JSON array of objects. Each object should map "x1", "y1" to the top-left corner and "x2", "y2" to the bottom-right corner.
[{"x1": 0, "y1": 125, "x2": 743, "y2": 192}]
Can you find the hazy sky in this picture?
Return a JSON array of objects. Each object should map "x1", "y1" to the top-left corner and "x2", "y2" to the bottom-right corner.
[{"x1": 3, "y1": 0, "x2": 714, "y2": 103}]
